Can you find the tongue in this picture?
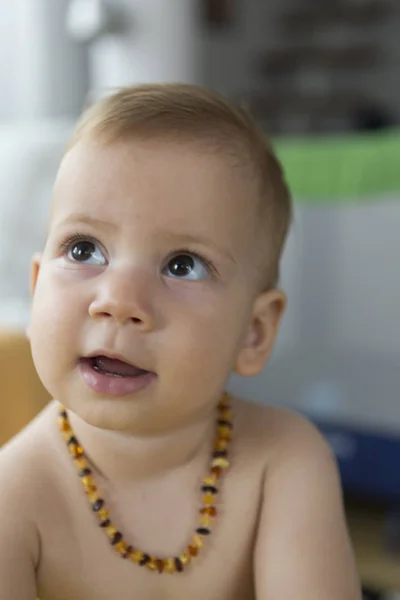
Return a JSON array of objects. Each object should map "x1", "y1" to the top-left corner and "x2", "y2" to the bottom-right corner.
[{"x1": 93, "y1": 356, "x2": 146, "y2": 377}]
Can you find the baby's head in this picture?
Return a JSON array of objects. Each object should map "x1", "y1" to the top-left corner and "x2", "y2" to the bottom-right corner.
[{"x1": 29, "y1": 84, "x2": 292, "y2": 434}]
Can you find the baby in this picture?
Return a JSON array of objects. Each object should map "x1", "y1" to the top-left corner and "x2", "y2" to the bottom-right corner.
[{"x1": 0, "y1": 84, "x2": 361, "y2": 599}]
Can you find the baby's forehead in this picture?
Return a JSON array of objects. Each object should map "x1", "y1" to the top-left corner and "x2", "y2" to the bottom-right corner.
[
  {"x1": 53, "y1": 138, "x2": 258, "y2": 212},
  {"x1": 51, "y1": 139, "x2": 260, "y2": 238}
]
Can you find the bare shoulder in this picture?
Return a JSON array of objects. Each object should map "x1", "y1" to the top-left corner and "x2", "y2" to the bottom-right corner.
[
  {"x1": 0, "y1": 401, "x2": 63, "y2": 578},
  {"x1": 0, "y1": 400, "x2": 64, "y2": 506},
  {"x1": 231, "y1": 395, "x2": 333, "y2": 471},
  {"x1": 232, "y1": 398, "x2": 361, "y2": 598},
  {"x1": 1, "y1": 399, "x2": 60, "y2": 457}
]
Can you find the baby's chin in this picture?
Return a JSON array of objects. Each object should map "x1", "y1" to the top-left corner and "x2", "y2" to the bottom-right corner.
[{"x1": 59, "y1": 393, "x2": 175, "y2": 437}]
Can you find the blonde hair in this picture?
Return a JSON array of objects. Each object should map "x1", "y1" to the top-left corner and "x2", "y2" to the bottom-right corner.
[{"x1": 68, "y1": 83, "x2": 292, "y2": 288}]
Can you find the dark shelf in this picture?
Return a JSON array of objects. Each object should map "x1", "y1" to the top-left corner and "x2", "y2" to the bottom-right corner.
[
  {"x1": 281, "y1": 2, "x2": 393, "y2": 31},
  {"x1": 259, "y1": 46, "x2": 383, "y2": 75},
  {"x1": 202, "y1": 0, "x2": 235, "y2": 28},
  {"x1": 242, "y1": 90, "x2": 367, "y2": 118}
]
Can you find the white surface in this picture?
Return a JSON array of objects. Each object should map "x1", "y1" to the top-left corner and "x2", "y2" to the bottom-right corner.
[
  {"x1": 84, "y1": 0, "x2": 203, "y2": 92},
  {"x1": 0, "y1": 0, "x2": 87, "y2": 120},
  {"x1": 0, "y1": 120, "x2": 74, "y2": 327},
  {"x1": 67, "y1": 0, "x2": 114, "y2": 41}
]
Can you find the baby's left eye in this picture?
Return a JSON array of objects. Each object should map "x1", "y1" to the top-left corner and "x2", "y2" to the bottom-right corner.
[{"x1": 164, "y1": 253, "x2": 210, "y2": 280}]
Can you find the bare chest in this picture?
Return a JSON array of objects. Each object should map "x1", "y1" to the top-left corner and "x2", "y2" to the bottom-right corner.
[{"x1": 36, "y1": 465, "x2": 262, "y2": 600}]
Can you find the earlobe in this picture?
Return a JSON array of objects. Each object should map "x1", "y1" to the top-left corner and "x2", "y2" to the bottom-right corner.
[{"x1": 234, "y1": 289, "x2": 286, "y2": 377}]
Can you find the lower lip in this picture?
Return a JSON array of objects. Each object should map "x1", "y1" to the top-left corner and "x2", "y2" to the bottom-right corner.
[{"x1": 79, "y1": 360, "x2": 157, "y2": 398}]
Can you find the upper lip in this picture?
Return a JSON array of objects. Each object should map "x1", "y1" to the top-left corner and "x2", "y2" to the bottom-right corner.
[{"x1": 83, "y1": 350, "x2": 153, "y2": 373}]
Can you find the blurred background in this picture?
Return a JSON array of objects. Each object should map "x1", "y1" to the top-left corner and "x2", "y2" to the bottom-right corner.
[{"x1": 0, "y1": 1, "x2": 399, "y2": 598}]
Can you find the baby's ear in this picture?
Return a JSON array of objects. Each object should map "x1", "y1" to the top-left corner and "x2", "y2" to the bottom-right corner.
[
  {"x1": 234, "y1": 289, "x2": 286, "y2": 377},
  {"x1": 30, "y1": 252, "x2": 42, "y2": 296},
  {"x1": 26, "y1": 253, "x2": 42, "y2": 339}
]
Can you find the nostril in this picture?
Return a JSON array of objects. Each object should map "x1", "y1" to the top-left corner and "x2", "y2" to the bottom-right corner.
[{"x1": 132, "y1": 317, "x2": 143, "y2": 324}]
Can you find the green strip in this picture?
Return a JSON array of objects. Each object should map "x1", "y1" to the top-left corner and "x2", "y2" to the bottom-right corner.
[{"x1": 273, "y1": 130, "x2": 400, "y2": 203}]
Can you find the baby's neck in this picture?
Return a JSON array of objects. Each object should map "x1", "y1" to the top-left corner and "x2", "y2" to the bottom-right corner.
[{"x1": 67, "y1": 409, "x2": 216, "y2": 483}]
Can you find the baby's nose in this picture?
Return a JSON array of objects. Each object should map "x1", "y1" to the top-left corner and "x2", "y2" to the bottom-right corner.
[{"x1": 88, "y1": 268, "x2": 156, "y2": 330}]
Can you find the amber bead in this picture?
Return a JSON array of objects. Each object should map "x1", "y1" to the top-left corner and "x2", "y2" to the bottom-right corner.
[
  {"x1": 179, "y1": 552, "x2": 191, "y2": 566},
  {"x1": 211, "y1": 466, "x2": 222, "y2": 479},
  {"x1": 211, "y1": 457, "x2": 229, "y2": 469},
  {"x1": 145, "y1": 557, "x2": 158, "y2": 571},
  {"x1": 130, "y1": 550, "x2": 144, "y2": 564},
  {"x1": 99, "y1": 519, "x2": 111, "y2": 528},
  {"x1": 217, "y1": 419, "x2": 232, "y2": 429},
  {"x1": 175, "y1": 557, "x2": 183, "y2": 572},
  {"x1": 192, "y1": 534, "x2": 204, "y2": 549},
  {"x1": 97, "y1": 507, "x2": 109, "y2": 521},
  {"x1": 84, "y1": 483, "x2": 97, "y2": 494},
  {"x1": 105, "y1": 525, "x2": 118, "y2": 538},
  {"x1": 196, "y1": 527, "x2": 211, "y2": 536},
  {"x1": 81, "y1": 475, "x2": 93, "y2": 488},
  {"x1": 114, "y1": 540, "x2": 128, "y2": 555},
  {"x1": 214, "y1": 438, "x2": 228, "y2": 451},
  {"x1": 199, "y1": 515, "x2": 212, "y2": 528},
  {"x1": 188, "y1": 545, "x2": 198, "y2": 557},
  {"x1": 201, "y1": 485, "x2": 218, "y2": 494},
  {"x1": 200, "y1": 506, "x2": 217, "y2": 516},
  {"x1": 92, "y1": 498, "x2": 104, "y2": 512},
  {"x1": 164, "y1": 558, "x2": 176, "y2": 574},
  {"x1": 70, "y1": 444, "x2": 84, "y2": 458},
  {"x1": 155, "y1": 559, "x2": 164, "y2": 573},
  {"x1": 75, "y1": 457, "x2": 87, "y2": 471},
  {"x1": 212, "y1": 450, "x2": 227, "y2": 459},
  {"x1": 111, "y1": 531, "x2": 123, "y2": 545},
  {"x1": 88, "y1": 491, "x2": 98, "y2": 504},
  {"x1": 203, "y1": 492, "x2": 215, "y2": 505},
  {"x1": 217, "y1": 425, "x2": 232, "y2": 437},
  {"x1": 68, "y1": 443, "x2": 77, "y2": 455},
  {"x1": 219, "y1": 408, "x2": 233, "y2": 420},
  {"x1": 139, "y1": 554, "x2": 151, "y2": 566},
  {"x1": 79, "y1": 468, "x2": 92, "y2": 477},
  {"x1": 58, "y1": 420, "x2": 71, "y2": 432},
  {"x1": 124, "y1": 545, "x2": 134, "y2": 559},
  {"x1": 219, "y1": 393, "x2": 229, "y2": 406},
  {"x1": 203, "y1": 476, "x2": 217, "y2": 486}
]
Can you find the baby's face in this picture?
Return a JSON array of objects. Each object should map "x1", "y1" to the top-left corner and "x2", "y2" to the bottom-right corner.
[{"x1": 29, "y1": 139, "x2": 274, "y2": 433}]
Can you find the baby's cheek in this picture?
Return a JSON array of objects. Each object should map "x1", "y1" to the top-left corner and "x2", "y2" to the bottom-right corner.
[
  {"x1": 29, "y1": 305, "x2": 77, "y2": 399},
  {"x1": 30, "y1": 282, "x2": 75, "y2": 352}
]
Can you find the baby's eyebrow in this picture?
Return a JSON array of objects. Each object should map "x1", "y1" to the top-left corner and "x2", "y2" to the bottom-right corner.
[
  {"x1": 53, "y1": 213, "x2": 237, "y2": 265},
  {"x1": 159, "y1": 232, "x2": 237, "y2": 265},
  {"x1": 54, "y1": 213, "x2": 117, "y2": 232}
]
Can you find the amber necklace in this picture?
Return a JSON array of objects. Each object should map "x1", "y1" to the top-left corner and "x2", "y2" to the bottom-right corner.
[{"x1": 58, "y1": 393, "x2": 233, "y2": 574}]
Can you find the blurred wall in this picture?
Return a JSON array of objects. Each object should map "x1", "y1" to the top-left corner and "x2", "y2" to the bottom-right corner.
[{"x1": 0, "y1": 0, "x2": 88, "y2": 121}]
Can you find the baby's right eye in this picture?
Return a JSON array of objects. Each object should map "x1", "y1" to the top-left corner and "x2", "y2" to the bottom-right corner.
[{"x1": 65, "y1": 238, "x2": 106, "y2": 265}]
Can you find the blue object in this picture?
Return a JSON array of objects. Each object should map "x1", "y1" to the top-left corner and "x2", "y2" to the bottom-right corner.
[{"x1": 310, "y1": 417, "x2": 400, "y2": 503}]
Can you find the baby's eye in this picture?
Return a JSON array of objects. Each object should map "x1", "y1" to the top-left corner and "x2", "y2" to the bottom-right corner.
[
  {"x1": 164, "y1": 253, "x2": 211, "y2": 280},
  {"x1": 67, "y1": 240, "x2": 106, "y2": 265}
]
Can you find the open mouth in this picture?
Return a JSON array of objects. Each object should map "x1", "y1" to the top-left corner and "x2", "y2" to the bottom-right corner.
[
  {"x1": 84, "y1": 355, "x2": 149, "y2": 378},
  {"x1": 79, "y1": 355, "x2": 156, "y2": 397}
]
